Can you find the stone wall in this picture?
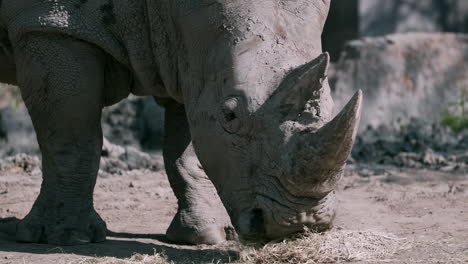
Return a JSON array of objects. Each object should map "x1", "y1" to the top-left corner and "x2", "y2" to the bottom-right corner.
[
  {"x1": 323, "y1": 0, "x2": 468, "y2": 60},
  {"x1": 331, "y1": 33, "x2": 468, "y2": 129},
  {"x1": 360, "y1": 0, "x2": 468, "y2": 36}
]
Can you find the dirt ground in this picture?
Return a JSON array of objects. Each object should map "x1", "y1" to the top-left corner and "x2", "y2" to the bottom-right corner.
[{"x1": 0, "y1": 156, "x2": 467, "y2": 264}]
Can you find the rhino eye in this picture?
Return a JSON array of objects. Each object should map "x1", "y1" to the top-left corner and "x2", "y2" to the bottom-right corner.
[
  {"x1": 221, "y1": 97, "x2": 243, "y2": 134},
  {"x1": 224, "y1": 111, "x2": 237, "y2": 122},
  {"x1": 223, "y1": 98, "x2": 238, "y2": 120}
]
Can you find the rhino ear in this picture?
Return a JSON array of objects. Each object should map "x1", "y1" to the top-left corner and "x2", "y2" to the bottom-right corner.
[{"x1": 267, "y1": 53, "x2": 330, "y2": 117}]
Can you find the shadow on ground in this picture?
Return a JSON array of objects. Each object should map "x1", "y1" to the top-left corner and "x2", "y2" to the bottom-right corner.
[{"x1": 0, "y1": 218, "x2": 239, "y2": 263}]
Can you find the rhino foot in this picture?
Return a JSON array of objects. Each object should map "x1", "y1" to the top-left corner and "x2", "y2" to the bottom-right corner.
[
  {"x1": 166, "y1": 209, "x2": 237, "y2": 245},
  {"x1": 16, "y1": 204, "x2": 106, "y2": 245}
]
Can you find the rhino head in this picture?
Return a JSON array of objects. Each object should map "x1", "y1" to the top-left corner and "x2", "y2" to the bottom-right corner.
[{"x1": 175, "y1": 0, "x2": 362, "y2": 240}]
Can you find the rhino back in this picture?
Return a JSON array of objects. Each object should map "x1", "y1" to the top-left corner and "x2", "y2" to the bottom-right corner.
[{"x1": 1, "y1": 0, "x2": 171, "y2": 102}]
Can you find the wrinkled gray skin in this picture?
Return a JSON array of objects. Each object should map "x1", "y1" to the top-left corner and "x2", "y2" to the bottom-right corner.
[{"x1": 0, "y1": 0, "x2": 362, "y2": 245}]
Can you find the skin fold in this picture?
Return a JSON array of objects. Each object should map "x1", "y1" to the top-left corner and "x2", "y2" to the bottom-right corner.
[
  {"x1": 0, "y1": 29, "x2": 15, "y2": 84},
  {"x1": 0, "y1": 0, "x2": 362, "y2": 245}
]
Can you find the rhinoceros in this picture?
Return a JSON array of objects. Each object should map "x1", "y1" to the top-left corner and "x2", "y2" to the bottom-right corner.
[{"x1": 0, "y1": 0, "x2": 362, "y2": 245}]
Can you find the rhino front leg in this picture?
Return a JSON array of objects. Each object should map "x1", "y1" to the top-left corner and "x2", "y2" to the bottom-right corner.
[
  {"x1": 163, "y1": 101, "x2": 236, "y2": 244},
  {"x1": 14, "y1": 33, "x2": 106, "y2": 245}
]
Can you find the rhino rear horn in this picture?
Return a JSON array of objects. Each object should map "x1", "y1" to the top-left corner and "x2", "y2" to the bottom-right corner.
[{"x1": 264, "y1": 53, "x2": 330, "y2": 117}]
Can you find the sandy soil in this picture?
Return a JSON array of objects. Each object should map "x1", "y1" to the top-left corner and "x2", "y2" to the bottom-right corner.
[{"x1": 0, "y1": 159, "x2": 467, "y2": 264}]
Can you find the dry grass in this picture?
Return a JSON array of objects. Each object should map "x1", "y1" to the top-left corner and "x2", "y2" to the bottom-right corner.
[
  {"x1": 70, "y1": 230, "x2": 408, "y2": 264},
  {"x1": 240, "y1": 229, "x2": 408, "y2": 264}
]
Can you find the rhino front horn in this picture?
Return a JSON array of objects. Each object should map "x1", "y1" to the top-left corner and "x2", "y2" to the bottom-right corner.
[{"x1": 285, "y1": 90, "x2": 363, "y2": 197}]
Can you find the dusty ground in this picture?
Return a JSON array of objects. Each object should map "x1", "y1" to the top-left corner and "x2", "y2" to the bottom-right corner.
[{"x1": 0, "y1": 156, "x2": 467, "y2": 263}]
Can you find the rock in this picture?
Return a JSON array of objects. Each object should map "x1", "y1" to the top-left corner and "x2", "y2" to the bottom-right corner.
[
  {"x1": 102, "y1": 97, "x2": 141, "y2": 148},
  {"x1": 323, "y1": 0, "x2": 468, "y2": 60},
  {"x1": 99, "y1": 155, "x2": 129, "y2": 175},
  {"x1": 360, "y1": 0, "x2": 468, "y2": 37},
  {"x1": 422, "y1": 149, "x2": 447, "y2": 166},
  {"x1": 101, "y1": 96, "x2": 165, "y2": 150},
  {"x1": 352, "y1": 119, "x2": 468, "y2": 171},
  {"x1": 440, "y1": 165, "x2": 458, "y2": 172},
  {"x1": 0, "y1": 106, "x2": 39, "y2": 158},
  {"x1": 358, "y1": 168, "x2": 373, "y2": 177},
  {"x1": 331, "y1": 33, "x2": 468, "y2": 130},
  {"x1": 102, "y1": 137, "x2": 126, "y2": 158},
  {"x1": 0, "y1": 154, "x2": 41, "y2": 174},
  {"x1": 123, "y1": 146, "x2": 159, "y2": 171},
  {"x1": 100, "y1": 137, "x2": 164, "y2": 175},
  {"x1": 394, "y1": 152, "x2": 423, "y2": 169},
  {"x1": 454, "y1": 152, "x2": 468, "y2": 163}
]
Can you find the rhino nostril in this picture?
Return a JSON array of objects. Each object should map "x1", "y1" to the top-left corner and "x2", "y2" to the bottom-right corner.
[
  {"x1": 237, "y1": 208, "x2": 267, "y2": 241},
  {"x1": 249, "y1": 208, "x2": 265, "y2": 234}
]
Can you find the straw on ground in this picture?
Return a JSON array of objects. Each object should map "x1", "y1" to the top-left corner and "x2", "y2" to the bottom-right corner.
[{"x1": 71, "y1": 229, "x2": 408, "y2": 264}]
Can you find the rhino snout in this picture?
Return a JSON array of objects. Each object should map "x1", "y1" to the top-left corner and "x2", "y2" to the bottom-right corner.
[{"x1": 234, "y1": 191, "x2": 336, "y2": 241}]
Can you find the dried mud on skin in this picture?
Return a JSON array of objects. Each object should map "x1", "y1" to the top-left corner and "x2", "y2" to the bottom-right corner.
[{"x1": 0, "y1": 152, "x2": 468, "y2": 263}]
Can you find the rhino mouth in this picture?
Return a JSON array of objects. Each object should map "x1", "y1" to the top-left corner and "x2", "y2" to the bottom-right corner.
[
  {"x1": 237, "y1": 197, "x2": 330, "y2": 242},
  {"x1": 250, "y1": 176, "x2": 333, "y2": 239},
  {"x1": 255, "y1": 193, "x2": 316, "y2": 235},
  {"x1": 231, "y1": 195, "x2": 299, "y2": 241}
]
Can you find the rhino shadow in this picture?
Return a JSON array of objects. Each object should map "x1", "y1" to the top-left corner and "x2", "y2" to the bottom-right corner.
[{"x1": 0, "y1": 218, "x2": 239, "y2": 263}]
